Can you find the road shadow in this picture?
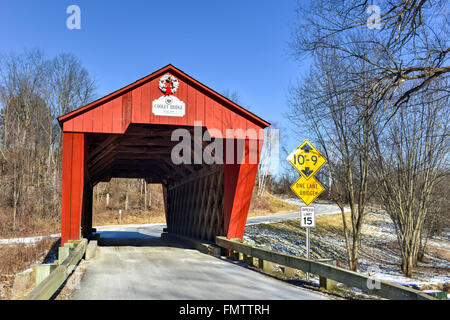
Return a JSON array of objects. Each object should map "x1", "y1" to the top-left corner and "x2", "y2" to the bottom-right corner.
[
  {"x1": 95, "y1": 230, "x2": 156, "y2": 239},
  {"x1": 96, "y1": 232, "x2": 191, "y2": 249},
  {"x1": 43, "y1": 238, "x2": 61, "y2": 264}
]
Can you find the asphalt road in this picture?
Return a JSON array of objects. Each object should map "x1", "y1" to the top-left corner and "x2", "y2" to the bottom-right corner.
[
  {"x1": 93, "y1": 202, "x2": 346, "y2": 237},
  {"x1": 246, "y1": 202, "x2": 346, "y2": 226},
  {"x1": 69, "y1": 203, "x2": 343, "y2": 300},
  {"x1": 70, "y1": 238, "x2": 327, "y2": 300}
]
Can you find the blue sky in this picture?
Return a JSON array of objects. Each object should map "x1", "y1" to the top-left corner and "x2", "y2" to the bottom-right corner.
[{"x1": 1, "y1": 0, "x2": 309, "y2": 154}]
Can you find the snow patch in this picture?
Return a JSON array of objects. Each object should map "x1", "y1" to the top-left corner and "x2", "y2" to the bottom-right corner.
[{"x1": 0, "y1": 233, "x2": 60, "y2": 245}]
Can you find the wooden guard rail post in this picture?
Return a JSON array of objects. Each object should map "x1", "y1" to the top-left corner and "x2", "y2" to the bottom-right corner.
[
  {"x1": 25, "y1": 238, "x2": 88, "y2": 300},
  {"x1": 216, "y1": 236, "x2": 436, "y2": 300}
]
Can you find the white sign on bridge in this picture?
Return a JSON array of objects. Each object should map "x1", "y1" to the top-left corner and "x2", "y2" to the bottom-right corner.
[{"x1": 152, "y1": 95, "x2": 185, "y2": 117}]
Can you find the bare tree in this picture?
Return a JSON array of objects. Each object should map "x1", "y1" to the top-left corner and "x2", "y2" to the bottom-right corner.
[
  {"x1": 288, "y1": 0, "x2": 449, "y2": 275},
  {"x1": 47, "y1": 53, "x2": 96, "y2": 214},
  {"x1": 221, "y1": 89, "x2": 242, "y2": 105},
  {"x1": 288, "y1": 50, "x2": 378, "y2": 271},
  {"x1": 93, "y1": 179, "x2": 163, "y2": 214},
  {"x1": 0, "y1": 50, "x2": 49, "y2": 229},
  {"x1": 371, "y1": 84, "x2": 449, "y2": 276},
  {"x1": 257, "y1": 126, "x2": 280, "y2": 196},
  {"x1": 0, "y1": 49, "x2": 95, "y2": 234},
  {"x1": 222, "y1": 89, "x2": 254, "y2": 112},
  {"x1": 419, "y1": 172, "x2": 450, "y2": 261},
  {"x1": 292, "y1": 0, "x2": 449, "y2": 116}
]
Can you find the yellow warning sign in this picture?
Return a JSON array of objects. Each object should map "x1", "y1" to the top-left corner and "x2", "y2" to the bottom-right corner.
[
  {"x1": 287, "y1": 140, "x2": 327, "y2": 180},
  {"x1": 290, "y1": 176, "x2": 324, "y2": 206}
]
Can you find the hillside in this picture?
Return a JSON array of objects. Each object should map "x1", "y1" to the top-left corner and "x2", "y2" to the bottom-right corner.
[{"x1": 243, "y1": 207, "x2": 450, "y2": 298}]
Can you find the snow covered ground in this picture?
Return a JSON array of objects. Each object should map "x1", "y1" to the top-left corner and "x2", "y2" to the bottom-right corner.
[
  {"x1": 0, "y1": 233, "x2": 61, "y2": 245},
  {"x1": 280, "y1": 198, "x2": 350, "y2": 215},
  {"x1": 244, "y1": 203, "x2": 450, "y2": 292}
]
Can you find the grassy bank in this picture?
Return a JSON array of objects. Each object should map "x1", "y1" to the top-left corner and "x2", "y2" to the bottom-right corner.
[{"x1": 244, "y1": 210, "x2": 450, "y2": 295}]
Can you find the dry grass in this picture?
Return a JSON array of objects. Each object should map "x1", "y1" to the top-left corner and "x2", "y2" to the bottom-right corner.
[
  {"x1": 248, "y1": 189, "x2": 299, "y2": 217},
  {"x1": 93, "y1": 208, "x2": 166, "y2": 226},
  {"x1": 0, "y1": 237, "x2": 59, "y2": 300},
  {"x1": 246, "y1": 210, "x2": 450, "y2": 293},
  {"x1": 92, "y1": 189, "x2": 299, "y2": 226},
  {"x1": 0, "y1": 207, "x2": 60, "y2": 239},
  {"x1": 316, "y1": 212, "x2": 348, "y2": 227}
]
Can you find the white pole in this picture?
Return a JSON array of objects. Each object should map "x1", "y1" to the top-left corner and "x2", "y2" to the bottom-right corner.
[
  {"x1": 301, "y1": 206, "x2": 314, "y2": 281},
  {"x1": 306, "y1": 226, "x2": 310, "y2": 281}
]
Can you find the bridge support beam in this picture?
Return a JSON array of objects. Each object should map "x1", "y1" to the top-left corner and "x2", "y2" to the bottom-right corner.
[
  {"x1": 81, "y1": 183, "x2": 93, "y2": 239},
  {"x1": 224, "y1": 139, "x2": 262, "y2": 240},
  {"x1": 61, "y1": 132, "x2": 88, "y2": 245}
]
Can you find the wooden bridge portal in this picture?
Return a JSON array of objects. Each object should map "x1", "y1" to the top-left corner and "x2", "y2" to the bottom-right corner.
[{"x1": 57, "y1": 65, "x2": 269, "y2": 245}]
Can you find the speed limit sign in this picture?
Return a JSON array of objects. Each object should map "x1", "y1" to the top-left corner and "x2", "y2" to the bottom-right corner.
[
  {"x1": 301, "y1": 206, "x2": 315, "y2": 280},
  {"x1": 301, "y1": 207, "x2": 315, "y2": 228}
]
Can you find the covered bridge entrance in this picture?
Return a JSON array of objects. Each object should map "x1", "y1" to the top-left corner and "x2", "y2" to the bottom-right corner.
[{"x1": 57, "y1": 65, "x2": 269, "y2": 245}]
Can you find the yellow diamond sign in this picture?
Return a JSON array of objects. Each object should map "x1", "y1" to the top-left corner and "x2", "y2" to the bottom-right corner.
[
  {"x1": 287, "y1": 140, "x2": 327, "y2": 180},
  {"x1": 290, "y1": 176, "x2": 324, "y2": 206}
]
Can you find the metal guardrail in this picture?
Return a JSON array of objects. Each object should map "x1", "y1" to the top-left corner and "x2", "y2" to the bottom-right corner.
[
  {"x1": 216, "y1": 236, "x2": 436, "y2": 300},
  {"x1": 24, "y1": 238, "x2": 88, "y2": 300}
]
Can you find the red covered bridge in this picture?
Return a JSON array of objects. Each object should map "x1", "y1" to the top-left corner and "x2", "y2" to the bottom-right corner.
[{"x1": 57, "y1": 65, "x2": 269, "y2": 245}]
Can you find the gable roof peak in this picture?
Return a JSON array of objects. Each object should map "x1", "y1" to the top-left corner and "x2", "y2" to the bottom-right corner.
[{"x1": 58, "y1": 64, "x2": 270, "y2": 128}]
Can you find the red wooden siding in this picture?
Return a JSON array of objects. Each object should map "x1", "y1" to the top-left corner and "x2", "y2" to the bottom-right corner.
[
  {"x1": 61, "y1": 132, "x2": 87, "y2": 245},
  {"x1": 61, "y1": 66, "x2": 267, "y2": 139},
  {"x1": 121, "y1": 92, "x2": 132, "y2": 132},
  {"x1": 58, "y1": 65, "x2": 269, "y2": 245},
  {"x1": 223, "y1": 139, "x2": 263, "y2": 239}
]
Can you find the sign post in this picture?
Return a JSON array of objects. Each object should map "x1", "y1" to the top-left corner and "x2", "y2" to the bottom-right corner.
[
  {"x1": 287, "y1": 140, "x2": 326, "y2": 281},
  {"x1": 306, "y1": 227, "x2": 310, "y2": 280},
  {"x1": 301, "y1": 206, "x2": 315, "y2": 280}
]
